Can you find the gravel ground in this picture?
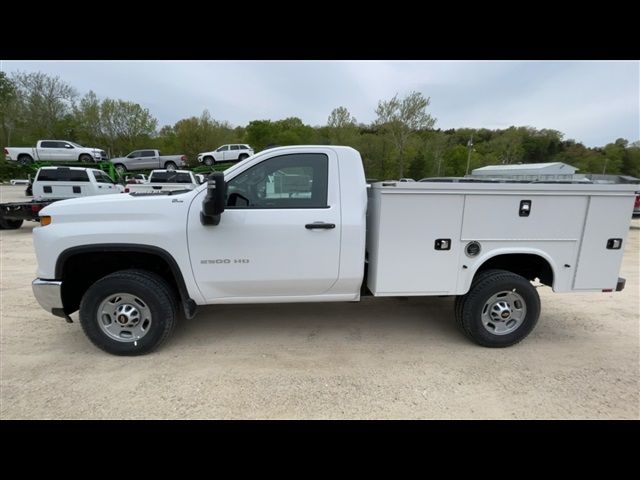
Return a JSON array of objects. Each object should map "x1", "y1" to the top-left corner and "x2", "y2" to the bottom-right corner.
[{"x1": 1, "y1": 184, "x2": 638, "y2": 419}]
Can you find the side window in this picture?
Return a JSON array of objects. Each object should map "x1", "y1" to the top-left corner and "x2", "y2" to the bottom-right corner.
[
  {"x1": 68, "y1": 170, "x2": 89, "y2": 182},
  {"x1": 128, "y1": 151, "x2": 140, "y2": 158},
  {"x1": 40, "y1": 141, "x2": 56, "y2": 148},
  {"x1": 217, "y1": 146, "x2": 229, "y2": 152},
  {"x1": 230, "y1": 145, "x2": 240, "y2": 150},
  {"x1": 93, "y1": 171, "x2": 113, "y2": 183},
  {"x1": 59, "y1": 141, "x2": 73, "y2": 148},
  {"x1": 226, "y1": 153, "x2": 328, "y2": 209},
  {"x1": 141, "y1": 150, "x2": 155, "y2": 157}
]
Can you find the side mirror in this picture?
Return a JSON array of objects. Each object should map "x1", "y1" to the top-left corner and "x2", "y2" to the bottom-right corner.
[
  {"x1": 201, "y1": 172, "x2": 226, "y2": 226},
  {"x1": 65, "y1": 144, "x2": 74, "y2": 149}
]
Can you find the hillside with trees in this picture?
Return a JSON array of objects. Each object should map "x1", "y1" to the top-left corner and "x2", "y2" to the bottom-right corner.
[{"x1": 2, "y1": 70, "x2": 638, "y2": 180}]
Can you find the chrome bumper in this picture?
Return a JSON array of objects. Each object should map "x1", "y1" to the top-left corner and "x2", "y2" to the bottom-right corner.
[{"x1": 32, "y1": 279, "x2": 66, "y2": 318}]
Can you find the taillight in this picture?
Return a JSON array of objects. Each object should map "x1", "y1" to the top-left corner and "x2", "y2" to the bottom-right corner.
[
  {"x1": 181, "y1": 155, "x2": 187, "y2": 162},
  {"x1": 31, "y1": 204, "x2": 43, "y2": 213},
  {"x1": 634, "y1": 195, "x2": 640, "y2": 208},
  {"x1": 124, "y1": 187, "x2": 130, "y2": 193}
]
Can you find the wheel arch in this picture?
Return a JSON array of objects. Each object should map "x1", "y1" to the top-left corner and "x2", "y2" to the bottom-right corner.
[
  {"x1": 464, "y1": 248, "x2": 557, "y2": 293},
  {"x1": 56, "y1": 244, "x2": 197, "y2": 319}
]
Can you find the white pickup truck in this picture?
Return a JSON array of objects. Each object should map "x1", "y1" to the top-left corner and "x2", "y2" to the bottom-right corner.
[
  {"x1": 1, "y1": 167, "x2": 124, "y2": 229},
  {"x1": 31, "y1": 146, "x2": 636, "y2": 356},
  {"x1": 125, "y1": 170, "x2": 201, "y2": 193},
  {"x1": 4, "y1": 140, "x2": 108, "y2": 164}
]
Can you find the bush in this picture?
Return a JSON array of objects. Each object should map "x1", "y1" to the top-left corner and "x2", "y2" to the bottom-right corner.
[{"x1": 0, "y1": 159, "x2": 35, "y2": 182}]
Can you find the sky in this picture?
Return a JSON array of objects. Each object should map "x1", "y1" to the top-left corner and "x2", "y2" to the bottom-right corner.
[{"x1": 1, "y1": 60, "x2": 638, "y2": 147}]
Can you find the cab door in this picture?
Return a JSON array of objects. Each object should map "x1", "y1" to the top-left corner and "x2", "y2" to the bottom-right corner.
[{"x1": 187, "y1": 149, "x2": 341, "y2": 301}]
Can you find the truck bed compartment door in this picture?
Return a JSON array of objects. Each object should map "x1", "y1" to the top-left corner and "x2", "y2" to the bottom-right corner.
[
  {"x1": 573, "y1": 196, "x2": 633, "y2": 290},
  {"x1": 367, "y1": 192, "x2": 464, "y2": 295}
]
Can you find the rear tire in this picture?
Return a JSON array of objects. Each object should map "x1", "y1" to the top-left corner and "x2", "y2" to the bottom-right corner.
[
  {"x1": 458, "y1": 269, "x2": 540, "y2": 348},
  {"x1": 114, "y1": 164, "x2": 127, "y2": 175},
  {"x1": 165, "y1": 162, "x2": 177, "y2": 171},
  {"x1": 79, "y1": 269, "x2": 178, "y2": 356},
  {"x1": 0, "y1": 218, "x2": 23, "y2": 229},
  {"x1": 454, "y1": 269, "x2": 503, "y2": 326},
  {"x1": 203, "y1": 156, "x2": 214, "y2": 166},
  {"x1": 79, "y1": 154, "x2": 93, "y2": 163},
  {"x1": 17, "y1": 154, "x2": 33, "y2": 165},
  {"x1": 238, "y1": 154, "x2": 249, "y2": 161}
]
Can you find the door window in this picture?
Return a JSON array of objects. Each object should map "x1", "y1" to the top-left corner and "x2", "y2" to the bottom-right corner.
[{"x1": 226, "y1": 153, "x2": 328, "y2": 209}]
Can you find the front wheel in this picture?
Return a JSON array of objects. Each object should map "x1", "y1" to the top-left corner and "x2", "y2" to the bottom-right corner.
[
  {"x1": 457, "y1": 270, "x2": 540, "y2": 348},
  {"x1": 79, "y1": 270, "x2": 177, "y2": 355},
  {"x1": 165, "y1": 162, "x2": 177, "y2": 171},
  {"x1": 203, "y1": 156, "x2": 214, "y2": 166},
  {"x1": 79, "y1": 154, "x2": 93, "y2": 163}
]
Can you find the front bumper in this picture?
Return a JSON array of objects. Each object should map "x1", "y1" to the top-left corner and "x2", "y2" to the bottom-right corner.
[{"x1": 32, "y1": 279, "x2": 67, "y2": 319}]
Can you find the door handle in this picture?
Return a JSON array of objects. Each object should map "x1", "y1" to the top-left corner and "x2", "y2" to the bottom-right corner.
[{"x1": 305, "y1": 222, "x2": 335, "y2": 230}]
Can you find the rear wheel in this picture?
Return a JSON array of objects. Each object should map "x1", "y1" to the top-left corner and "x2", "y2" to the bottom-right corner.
[
  {"x1": 79, "y1": 154, "x2": 93, "y2": 163},
  {"x1": 457, "y1": 269, "x2": 540, "y2": 348},
  {"x1": 17, "y1": 154, "x2": 33, "y2": 165},
  {"x1": 114, "y1": 163, "x2": 127, "y2": 175},
  {"x1": 165, "y1": 162, "x2": 177, "y2": 171},
  {"x1": 79, "y1": 270, "x2": 178, "y2": 355},
  {"x1": 238, "y1": 153, "x2": 249, "y2": 161},
  {"x1": 0, "y1": 218, "x2": 23, "y2": 229}
]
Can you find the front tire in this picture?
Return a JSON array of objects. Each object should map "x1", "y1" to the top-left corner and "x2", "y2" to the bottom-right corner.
[
  {"x1": 458, "y1": 270, "x2": 540, "y2": 348},
  {"x1": 79, "y1": 154, "x2": 93, "y2": 163},
  {"x1": 203, "y1": 156, "x2": 214, "y2": 166},
  {"x1": 79, "y1": 270, "x2": 177, "y2": 355}
]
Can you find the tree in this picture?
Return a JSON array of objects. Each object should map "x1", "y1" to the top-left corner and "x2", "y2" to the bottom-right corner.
[
  {"x1": 10, "y1": 71, "x2": 77, "y2": 141},
  {"x1": 327, "y1": 106, "x2": 359, "y2": 146},
  {"x1": 100, "y1": 98, "x2": 158, "y2": 156},
  {"x1": 375, "y1": 91, "x2": 436, "y2": 178},
  {"x1": 0, "y1": 72, "x2": 19, "y2": 147}
]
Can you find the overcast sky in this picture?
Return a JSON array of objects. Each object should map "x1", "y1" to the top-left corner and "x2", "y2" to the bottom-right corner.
[{"x1": 1, "y1": 60, "x2": 638, "y2": 147}]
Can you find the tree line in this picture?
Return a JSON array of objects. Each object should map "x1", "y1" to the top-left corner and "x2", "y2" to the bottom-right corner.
[{"x1": 1, "y1": 70, "x2": 638, "y2": 180}]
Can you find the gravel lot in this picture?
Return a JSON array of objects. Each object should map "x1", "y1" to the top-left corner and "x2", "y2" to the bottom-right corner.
[{"x1": 1, "y1": 184, "x2": 638, "y2": 419}]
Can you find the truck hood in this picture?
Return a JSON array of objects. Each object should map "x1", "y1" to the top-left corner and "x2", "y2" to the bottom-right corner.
[{"x1": 40, "y1": 188, "x2": 200, "y2": 216}]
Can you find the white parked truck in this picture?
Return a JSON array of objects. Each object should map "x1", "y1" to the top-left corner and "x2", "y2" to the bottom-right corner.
[
  {"x1": 1, "y1": 167, "x2": 123, "y2": 230},
  {"x1": 31, "y1": 146, "x2": 636, "y2": 355},
  {"x1": 125, "y1": 170, "x2": 200, "y2": 193},
  {"x1": 4, "y1": 140, "x2": 108, "y2": 164}
]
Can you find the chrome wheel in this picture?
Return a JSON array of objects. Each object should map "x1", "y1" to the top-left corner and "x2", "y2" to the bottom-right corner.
[
  {"x1": 115, "y1": 165, "x2": 126, "y2": 175},
  {"x1": 204, "y1": 157, "x2": 213, "y2": 166},
  {"x1": 97, "y1": 293, "x2": 152, "y2": 343},
  {"x1": 481, "y1": 290, "x2": 527, "y2": 335},
  {"x1": 165, "y1": 163, "x2": 176, "y2": 171}
]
